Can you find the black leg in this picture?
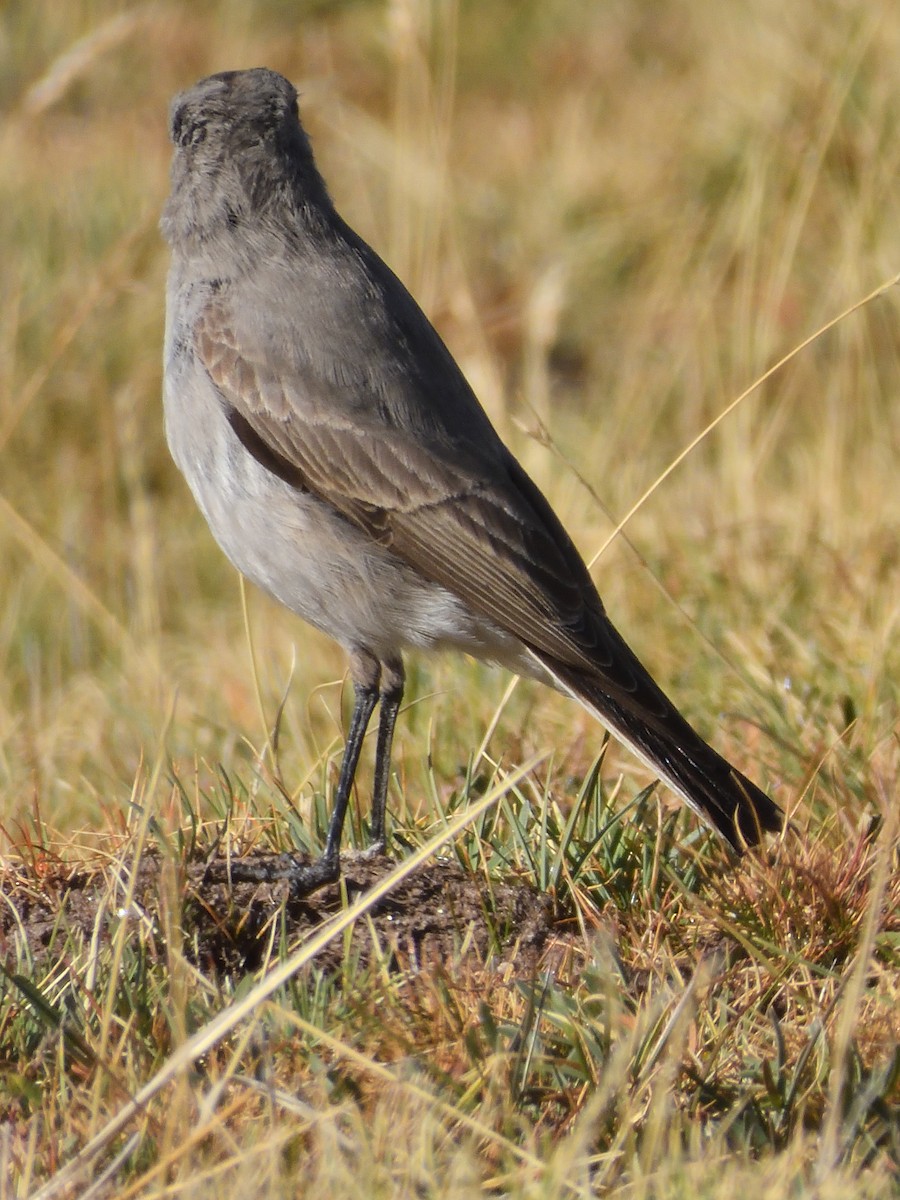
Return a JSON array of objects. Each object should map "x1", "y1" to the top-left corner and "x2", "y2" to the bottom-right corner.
[
  {"x1": 229, "y1": 648, "x2": 381, "y2": 895},
  {"x1": 321, "y1": 680, "x2": 379, "y2": 863},
  {"x1": 369, "y1": 656, "x2": 404, "y2": 851}
]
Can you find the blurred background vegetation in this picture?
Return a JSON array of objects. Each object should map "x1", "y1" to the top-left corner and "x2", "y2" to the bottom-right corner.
[{"x1": 0, "y1": 1, "x2": 898, "y2": 1195}]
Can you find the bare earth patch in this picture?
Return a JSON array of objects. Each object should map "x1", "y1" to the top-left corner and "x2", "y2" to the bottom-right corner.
[{"x1": 0, "y1": 851, "x2": 563, "y2": 980}]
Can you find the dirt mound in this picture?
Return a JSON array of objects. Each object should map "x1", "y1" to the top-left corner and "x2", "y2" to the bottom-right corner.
[{"x1": 0, "y1": 851, "x2": 563, "y2": 980}]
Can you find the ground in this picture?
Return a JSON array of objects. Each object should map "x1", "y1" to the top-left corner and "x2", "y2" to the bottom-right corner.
[{"x1": 0, "y1": 850, "x2": 560, "y2": 981}]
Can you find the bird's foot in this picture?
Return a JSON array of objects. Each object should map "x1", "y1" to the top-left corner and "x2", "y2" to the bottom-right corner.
[{"x1": 228, "y1": 852, "x2": 340, "y2": 897}]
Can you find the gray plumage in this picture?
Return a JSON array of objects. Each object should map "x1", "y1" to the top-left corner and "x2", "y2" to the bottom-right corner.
[{"x1": 162, "y1": 68, "x2": 782, "y2": 890}]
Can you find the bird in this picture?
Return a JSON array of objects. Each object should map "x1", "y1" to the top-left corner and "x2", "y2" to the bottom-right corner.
[{"x1": 161, "y1": 67, "x2": 782, "y2": 893}]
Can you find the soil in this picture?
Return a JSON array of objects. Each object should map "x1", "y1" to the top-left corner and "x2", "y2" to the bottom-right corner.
[{"x1": 0, "y1": 850, "x2": 566, "y2": 981}]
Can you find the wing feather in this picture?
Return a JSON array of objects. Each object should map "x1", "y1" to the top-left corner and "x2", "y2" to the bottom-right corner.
[{"x1": 194, "y1": 299, "x2": 676, "y2": 719}]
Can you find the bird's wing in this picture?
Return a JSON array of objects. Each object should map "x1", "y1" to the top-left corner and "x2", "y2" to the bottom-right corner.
[{"x1": 194, "y1": 295, "x2": 647, "y2": 688}]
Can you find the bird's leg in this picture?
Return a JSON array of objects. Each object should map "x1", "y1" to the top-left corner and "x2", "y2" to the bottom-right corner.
[
  {"x1": 291, "y1": 648, "x2": 381, "y2": 891},
  {"x1": 368, "y1": 655, "x2": 404, "y2": 852},
  {"x1": 319, "y1": 649, "x2": 381, "y2": 866},
  {"x1": 229, "y1": 649, "x2": 380, "y2": 895}
]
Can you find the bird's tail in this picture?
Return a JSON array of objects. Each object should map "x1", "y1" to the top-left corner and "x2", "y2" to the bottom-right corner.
[{"x1": 530, "y1": 642, "x2": 783, "y2": 850}]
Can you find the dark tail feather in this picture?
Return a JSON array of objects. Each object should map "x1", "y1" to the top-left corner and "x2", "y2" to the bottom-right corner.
[{"x1": 534, "y1": 652, "x2": 783, "y2": 850}]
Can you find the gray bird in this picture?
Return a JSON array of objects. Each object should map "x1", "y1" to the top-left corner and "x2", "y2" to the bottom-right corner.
[{"x1": 161, "y1": 68, "x2": 782, "y2": 892}]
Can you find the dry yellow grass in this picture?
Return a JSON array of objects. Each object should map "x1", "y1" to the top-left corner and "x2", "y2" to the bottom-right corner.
[{"x1": 1, "y1": 1, "x2": 898, "y2": 1196}]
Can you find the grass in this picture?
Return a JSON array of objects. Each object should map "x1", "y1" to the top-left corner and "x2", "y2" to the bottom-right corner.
[{"x1": 1, "y1": 0, "x2": 899, "y2": 1195}]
